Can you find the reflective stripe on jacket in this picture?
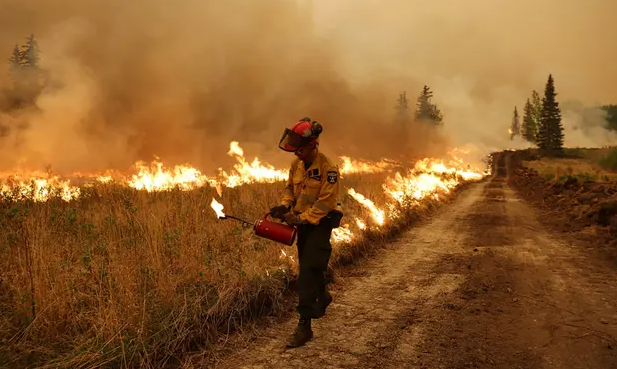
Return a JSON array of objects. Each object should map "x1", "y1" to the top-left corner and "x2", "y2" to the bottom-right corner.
[{"x1": 280, "y1": 151, "x2": 341, "y2": 225}]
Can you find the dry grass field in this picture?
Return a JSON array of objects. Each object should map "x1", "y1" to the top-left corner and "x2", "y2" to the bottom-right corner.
[
  {"x1": 522, "y1": 147, "x2": 617, "y2": 182},
  {"x1": 0, "y1": 155, "x2": 484, "y2": 368}
]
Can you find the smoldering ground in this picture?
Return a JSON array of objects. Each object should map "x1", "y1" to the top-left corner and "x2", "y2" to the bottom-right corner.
[{"x1": 0, "y1": 0, "x2": 615, "y2": 174}]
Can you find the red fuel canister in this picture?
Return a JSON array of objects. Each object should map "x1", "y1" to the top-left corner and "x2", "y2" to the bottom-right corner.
[{"x1": 253, "y1": 213, "x2": 297, "y2": 246}]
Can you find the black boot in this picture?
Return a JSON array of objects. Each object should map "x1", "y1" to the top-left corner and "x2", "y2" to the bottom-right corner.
[
  {"x1": 286, "y1": 318, "x2": 313, "y2": 348},
  {"x1": 313, "y1": 290, "x2": 333, "y2": 318},
  {"x1": 320, "y1": 290, "x2": 332, "y2": 310}
]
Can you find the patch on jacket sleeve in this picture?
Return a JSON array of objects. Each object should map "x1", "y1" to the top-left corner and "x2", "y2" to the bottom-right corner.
[{"x1": 327, "y1": 170, "x2": 338, "y2": 184}]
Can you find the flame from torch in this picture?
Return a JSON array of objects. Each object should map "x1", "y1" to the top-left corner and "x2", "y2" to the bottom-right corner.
[
  {"x1": 210, "y1": 197, "x2": 253, "y2": 227},
  {"x1": 210, "y1": 198, "x2": 225, "y2": 218}
]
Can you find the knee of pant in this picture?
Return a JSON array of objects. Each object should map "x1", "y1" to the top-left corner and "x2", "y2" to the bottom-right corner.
[
  {"x1": 309, "y1": 267, "x2": 326, "y2": 278},
  {"x1": 301, "y1": 249, "x2": 331, "y2": 270},
  {"x1": 299, "y1": 264, "x2": 323, "y2": 275}
]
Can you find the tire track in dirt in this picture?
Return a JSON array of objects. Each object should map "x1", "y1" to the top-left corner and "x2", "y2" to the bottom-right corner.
[
  {"x1": 411, "y1": 165, "x2": 545, "y2": 368},
  {"x1": 411, "y1": 153, "x2": 617, "y2": 369}
]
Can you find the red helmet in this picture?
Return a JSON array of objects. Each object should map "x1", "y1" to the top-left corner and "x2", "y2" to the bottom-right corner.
[{"x1": 278, "y1": 118, "x2": 323, "y2": 152}]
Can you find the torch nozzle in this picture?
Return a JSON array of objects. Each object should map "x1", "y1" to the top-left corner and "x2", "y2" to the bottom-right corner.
[{"x1": 218, "y1": 214, "x2": 253, "y2": 228}]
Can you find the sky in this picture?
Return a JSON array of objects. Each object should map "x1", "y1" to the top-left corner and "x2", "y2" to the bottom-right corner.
[{"x1": 0, "y1": 0, "x2": 615, "y2": 173}]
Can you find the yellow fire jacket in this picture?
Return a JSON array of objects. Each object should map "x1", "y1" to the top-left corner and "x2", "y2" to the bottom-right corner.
[{"x1": 280, "y1": 151, "x2": 342, "y2": 225}]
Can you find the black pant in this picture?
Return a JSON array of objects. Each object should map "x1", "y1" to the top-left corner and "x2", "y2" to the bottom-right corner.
[{"x1": 296, "y1": 221, "x2": 333, "y2": 319}]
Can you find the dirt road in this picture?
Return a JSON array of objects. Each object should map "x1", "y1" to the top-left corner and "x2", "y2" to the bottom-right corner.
[{"x1": 213, "y1": 154, "x2": 617, "y2": 369}]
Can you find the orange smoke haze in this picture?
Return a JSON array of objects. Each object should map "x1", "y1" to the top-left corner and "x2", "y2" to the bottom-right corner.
[{"x1": 0, "y1": 0, "x2": 615, "y2": 174}]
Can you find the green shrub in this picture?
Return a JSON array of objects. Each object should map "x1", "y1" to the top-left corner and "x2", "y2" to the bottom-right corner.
[
  {"x1": 598, "y1": 149, "x2": 617, "y2": 171},
  {"x1": 561, "y1": 148, "x2": 585, "y2": 159}
]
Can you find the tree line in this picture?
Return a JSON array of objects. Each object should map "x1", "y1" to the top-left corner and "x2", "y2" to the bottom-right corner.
[
  {"x1": 395, "y1": 85, "x2": 444, "y2": 130},
  {"x1": 395, "y1": 76, "x2": 566, "y2": 156},
  {"x1": 3, "y1": 34, "x2": 47, "y2": 110},
  {"x1": 510, "y1": 74, "x2": 617, "y2": 155},
  {"x1": 509, "y1": 74, "x2": 565, "y2": 154},
  {"x1": 602, "y1": 105, "x2": 617, "y2": 131}
]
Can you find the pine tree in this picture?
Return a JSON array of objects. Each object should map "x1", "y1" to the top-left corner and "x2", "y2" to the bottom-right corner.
[
  {"x1": 531, "y1": 90, "x2": 542, "y2": 136},
  {"x1": 21, "y1": 34, "x2": 40, "y2": 68},
  {"x1": 415, "y1": 85, "x2": 432, "y2": 122},
  {"x1": 7, "y1": 34, "x2": 44, "y2": 107},
  {"x1": 8, "y1": 45, "x2": 22, "y2": 72},
  {"x1": 430, "y1": 104, "x2": 443, "y2": 125},
  {"x1": 521, "y1": 98, "x2": 537, "y2": 142},
  {"x1": 537, "y1": 74, "x2": 564, "y2": 153},
  {"x1": 520, "y1": 103, "x2": 527, "y2": 139},
  {"x1": 414, "y1": 85, "x2": 443, "y2": 125},
  {"x1": 8, "y1": 44, "x2": 23, "y2": 90},
  {"x1": 395, "y1": 91, "x2": 411, "y2": 138},
  {"x1": 602, "y1": 105, "x2": 617, "y2": 131},
  {"x1": 7, "y1": 44, "x2": 26, "y2": 108},
  {"x1": 509, "y1": 106, "x2": 520, "y2": 140},
  {"x1": 396, "y1": 91, "x2": 410, "y2": 122}
]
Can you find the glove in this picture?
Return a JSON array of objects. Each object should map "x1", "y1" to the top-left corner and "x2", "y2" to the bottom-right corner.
[
  {"x1": 269, "y1": 205, "x2": 290, "y2": 219},
  {"x1": 283, "y1": 212, "x2": 302, "y2": 226}
]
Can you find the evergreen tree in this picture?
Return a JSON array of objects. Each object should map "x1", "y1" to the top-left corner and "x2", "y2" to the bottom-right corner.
[
  {"x1": 429, "y1": 104, "x2": 443, "y2": 125},
  {"x1": 509, "y1": 106, "x2": 520, "y2": 140},
  {"x1": 601, "y1": 105, "x2": 617, "y2": 131},
  {"x1": 415, "y1": 85, "x2": 432, "y2": 122},
  {"x1": 521, "y1": 98, "x2": 537, "y2": 142},
  {"x1": 531, "y1": 90, "x2": 542, "y2": 135},
  {"x1": 395, "y1": 91, "x2": 411, "y2": 137},
  {"x1": 537, "y1": 74, "x2": 564, "y2": 153},
  {"x1": 21, "y1": 34, "x2": 40, "y2": 68},
  {"x1": 7, "y1": 34, "x2": 45, "y2": 108},
  {"x1": 8, "y1": 45, "x2": 22, "y2": 75},
  {"x1": 7, "y1": 44, "x2": 26, "y2": 108},
  {"x1": 414, "y1": 85, "x2": 443, "y2": 125},
  {"x1": 395, "y1": 91, "x2": 410, "y2": 122}
]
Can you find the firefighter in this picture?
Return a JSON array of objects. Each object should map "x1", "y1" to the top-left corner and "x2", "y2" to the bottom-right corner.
[{"x1": 269, "y1": 117, "x2": 343, "y2": 348}]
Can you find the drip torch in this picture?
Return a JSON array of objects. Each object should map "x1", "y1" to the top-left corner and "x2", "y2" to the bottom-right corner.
[{"x1": 218, "y1": 213, "x2": 297, "y2": 246}]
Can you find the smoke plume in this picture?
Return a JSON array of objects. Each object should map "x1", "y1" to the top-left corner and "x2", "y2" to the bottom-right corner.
[{"x1": 0, "y1": 0, "x2": 615, "y2": 173}]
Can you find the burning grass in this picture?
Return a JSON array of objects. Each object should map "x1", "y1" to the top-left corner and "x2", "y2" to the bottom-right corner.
[{"x1": 0, "y1": 144, "x2": 486, "y2": 368}]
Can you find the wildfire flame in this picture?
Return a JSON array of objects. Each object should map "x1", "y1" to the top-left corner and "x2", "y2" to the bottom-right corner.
[
  {"x1": 332, "y1": 224, "x2": 354, "y2": 244},
  {"x1": 0, "y1": 175, "x2": 81, "y2": 202},
  {"x1": 356, "y1": 219, "x2": 366, "y2": 230},
  {"x1": 128, "y1": 159, "x2": 213, "y2": 191},
  {"x1": 0, "y1": 137, "x2": 487, "y2": 253},
  {"x1": 218, "y1": 141, "x2": 289, "y2": 188},
  {"x1": 280, "y1": 249, "x2": 295, "y2": 263},
  {"x1": 339, "y1": 156, "x2": 397, "y2": 174},
  {"x1": 1, "y1": 140, "x2": 487, "y2": 269},
  {"x1": 0, "y1": 141, "x2": 413, "y2": 202},
  {"x1": 97, "y1": 175, "x2": 114, "y2": 184},
  {"x1": 347, "y1": 188, "x2": 386, "y2": 226}
]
